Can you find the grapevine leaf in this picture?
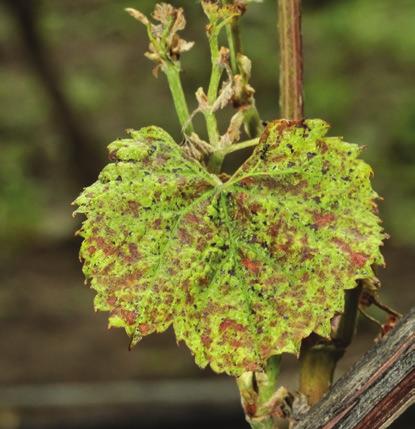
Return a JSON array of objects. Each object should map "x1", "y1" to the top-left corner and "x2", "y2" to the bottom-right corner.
[{"x1": 74, "y1": 120, "x2": 385, "y2": 376}]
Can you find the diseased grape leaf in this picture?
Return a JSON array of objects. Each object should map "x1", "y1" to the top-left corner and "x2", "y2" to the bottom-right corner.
[{"x1": 74, "y1": 120, "x2": 385, "y2": 375}]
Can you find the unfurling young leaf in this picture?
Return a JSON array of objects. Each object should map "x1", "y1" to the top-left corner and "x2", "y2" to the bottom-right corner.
[
  {"x1": 126, "y1": 4, "x2": 194, "y2": 76},
  {"x1": 74, "y1": 120, "x2": 385, "y2": 375}
]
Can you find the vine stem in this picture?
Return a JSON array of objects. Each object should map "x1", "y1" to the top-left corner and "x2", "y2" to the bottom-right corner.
[
  {"x1": 206, "y1": 27, "x2": 222, "y2": 148},
  {"x1": 278, "y1": 0, "x2": 303, "y2": 120},
  {"x1": 205, "y1": 24, "x2": 225, "y2": 175},
  {"x1": 223, "y1": 138, "x2": 259, "y2": 155},
  {"x1": 164, "y1": 64, "x2": 194, "y2": 135}
]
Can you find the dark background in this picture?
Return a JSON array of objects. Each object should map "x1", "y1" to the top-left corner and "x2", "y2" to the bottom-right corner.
[{"x1": 0, "y1": 0, "x2": 414, "y2": 428}]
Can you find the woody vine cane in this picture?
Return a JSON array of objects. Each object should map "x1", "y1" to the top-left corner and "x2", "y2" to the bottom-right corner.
[{"x1": 74, "y1": 2, "x2": 385, "y2": 429}]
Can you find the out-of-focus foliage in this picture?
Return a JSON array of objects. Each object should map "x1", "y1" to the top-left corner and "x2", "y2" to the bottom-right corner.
[
  {"x1": 0, "y1": 143, "x2": 41, "y2": 254},
  {"x1": 304, "y1": 0, "x2": 415, "y2": 245},
  {"x1": 0, "y1": 0, "x2": 414, "y2": 251}
]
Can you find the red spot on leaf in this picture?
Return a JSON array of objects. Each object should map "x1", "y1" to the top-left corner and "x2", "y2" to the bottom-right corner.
[
  {"x1": 301, "y1": 273, "x2": 310, "y2": 282},
  {"x1": 333, "y1": 238, "x2": 368, "y2": 268},
  {"x1": 121, "y1": 309, "x2": 137, "y2": 326},
  {"x1": 220, "y1": 319, "x2": 246, "y2": 333},
  {"x1": 243, "y1": 360, "x2": 261, "y2": 372},
  {"x1": 350, "y1": 252, "x2": 368, "y2": 268},
  {"x1": 178, "y1": 228, "x2": 192, "y2": 244},
  {"x1": 126, "y1": 243, "x2": 140, "y2": 263},
  {"x1": 239, "y1": 177, "x2": 256, "y2": 186},
  {"x1": 269, "y1": 220, "x2": 283, "y2": 237},
  {"x1": 202, "y1": 334, "x2": 212, "y2": 347},
  {"x1": 94, "y1": 236, "x2": 116, "y2": 256},
  {"x1": 313, "y1": 212, "x2": 336, "y2": 228},
  {"x1": 241, "y1": 258, "x2": 261, "y2": 275},
  {"x1": 107, "y1": 295, "x2": 117, "y2": 305},
  {"x1": 333, "y1": 238, "x2": 351, "y2": 254},
  {"x1": 276, "y1": 119, "x2": 297, "y2": 134},
  {"x1": 260, "y1": 345, "x2": 272, "y2": 358},
  {"x1": 286, "y1": 179, "x2": 308, "y2": 195},
  {"x1": 231, "y1": 339, "x2": 243, "y2": 348},
  {"x1": 249, "y1": 203, "x2": 261, "y2": 214},
  {"x1": 139, "y1": 323, "x2": 151, "y2": 335},
  {"x1": 378, "y1": 315, "x2": 398, "y2": 340},
  {"x1": 186, "y1": 213, "x2": 200, "y2": 224}
]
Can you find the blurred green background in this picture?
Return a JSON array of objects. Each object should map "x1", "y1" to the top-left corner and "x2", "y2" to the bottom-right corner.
[{"x1": 0, "y1": 0, "x2": 414, "y2": 428}]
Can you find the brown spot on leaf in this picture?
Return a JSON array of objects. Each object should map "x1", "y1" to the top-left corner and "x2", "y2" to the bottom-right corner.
[
  {"x1": 94, "y1": 236, "x2": 117, "y2": 256},
  {"x1": 185, "y1": 213, "x2": 200, "y2": 224},
  {"x1": 276, "y1": 119, "x2": 297, "y2": 135},
  {"x1": 249, "y1": 203, "x2": 261, "y2": 214},
  {"x1": 301, "y1": 247, "x2": 314, "y2": 261},
  {"x1": 239, "y1": 176, "x2": 256, "y2": 187},
  {"x1": 178, "y1": 227, "x2": 192, "y2": 244},
  {"x1": 317, "y1": 139, "x2": 329, "y2": 153},
  {"x1": 268, "y1": 220, "x2": 283, "y2": 237},
  {"x1": 127, "y1": 201, "x2": 140, "y2": 215},
  {"x1": 125, "y1": 243, "x2": 141, "y2": 263}
]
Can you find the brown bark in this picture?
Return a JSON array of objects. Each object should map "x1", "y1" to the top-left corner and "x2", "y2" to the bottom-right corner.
[
  {"x1": 294, "y1": 307, "x2": 415, "y2": 428},
  {"x1": 278, "y1": 0, "x2": 304, "y2": 120}
]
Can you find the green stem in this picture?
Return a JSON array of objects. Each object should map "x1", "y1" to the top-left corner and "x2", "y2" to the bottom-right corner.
[
  {"x1": 223, "y1": 137, "x2": 259, "y2": 155},
  {"x1": 208, "y1": 138, "x2": 259, "y2": 174},
  {"x1": 204, "y1": 25, "x2": 225, "y2": 174},
  {"x1": 237, "y1": 356, "x2": 282, "y2": 429},
  {"x1": 226, "y1": 22, "x2": 239, "y2": 75},
  {"x1": 164, "y1": 64, "x2": 194, "y2": 135},
  {"x1": 207, "y1": 151, "x2": 225, "y2": 174},
  {"x1": 299, "y1": 285, "x2": 362, "y2": 405},
  {"x1": 206, "y1": 28, "x2": 222, "y2": 147},
  {"x1": 222, "y1": 0, "x2": 241, "y2": 75},
  {"x1": 298, "y1": 342, "x2": 339, "y2": 406}
]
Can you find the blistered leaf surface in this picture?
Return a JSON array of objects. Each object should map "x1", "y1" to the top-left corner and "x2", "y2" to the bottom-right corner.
[{"x1": 75, "y1": 120, "x2": 385, "y2": 375}]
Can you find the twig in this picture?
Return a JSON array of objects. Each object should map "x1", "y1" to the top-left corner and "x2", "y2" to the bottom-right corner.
[
  {"x1": 359, "y1": 307, "x2": 383, "y2": 328},
  {"x1": 372, "y1": 296, "x2": 403, "y2": 318}
]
